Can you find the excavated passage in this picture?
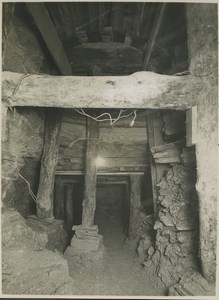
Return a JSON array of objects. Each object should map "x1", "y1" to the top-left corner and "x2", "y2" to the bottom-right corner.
[
  {"x1": 66, "y1": 184, "x2": 166, "y2": 296},
  {"x1": 68, "y1": 239, "x2": 167, "y2": 296}
]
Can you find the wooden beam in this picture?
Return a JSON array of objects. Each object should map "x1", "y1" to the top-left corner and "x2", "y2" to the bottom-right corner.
[
  {"x1": 142, "y1": 3, "x2": 166, "y2": 70},
  {"x1": 54, "y1": 176, "x2": 65, "y2": 220},
  {"x1": 81, "y1": 118, "x2": 99, "y2": 228},
  {"x1": 26, "y1": 3, "x2": 72, "y2": 75},
  {"x1": 36, "y1": 109, "x2": 63, "y2": 219},
  {"x1": 2, "y1": 71, "x2": 202, "y2": 109},
  {"x1": 1, "y1": 104, "x2": 8, "y2": 142},
  {"x1": 129, "y1": 174, "x2": 142, "y2": 239},
  {"x1": 65, "y1": 185, "x2": 74, "y2": 232}
]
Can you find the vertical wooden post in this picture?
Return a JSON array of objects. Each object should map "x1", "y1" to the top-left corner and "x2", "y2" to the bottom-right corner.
[
  {"x1": 81, "y1": 118, "x2": 99, "y2": 228},
  {"x1": 129, "y1": 174, "x2": 142, "y2": 239},
  {"x1": 36, "y1": 108, "x2": 62, "y2": 219},
  {"x1": 54, "y1": 176, "x2": 65, "y2": 220},
  {"x1": 146, "y1": 112, "x2": 168, "y2": 218},
  {"x1": 65, "y1": 184, "x2": 74, "y2": 232},
  {"x1": 1, "y1": 104, "x2": 8, "y2": 142}
]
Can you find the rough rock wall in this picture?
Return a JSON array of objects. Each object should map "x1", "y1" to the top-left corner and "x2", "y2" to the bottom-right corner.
[
  {"x1": 3, "y1": 5, "x2": 52, "y2": 74},
  {"x1": 2, "y1": 3, "x2": 54, "y2": 215},
  {"x1": 2, "y1": 208, "x2": 73, "y2": 295},
  {"x1": 143, "y1": 163, "x2": 199, "y2": 287},
  {"x1": 186, "y1": 3, "x2": 218, "y2": 283},
  {"x1": 2, "y1": 108, "x2": 45, "y2": 216}
]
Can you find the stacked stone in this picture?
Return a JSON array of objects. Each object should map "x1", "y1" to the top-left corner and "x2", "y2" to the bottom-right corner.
[
  {"x1": 64, "y1": 225, "x2": 105, "y2": 271},
  {"x1": 143, "y1": 163, "x2": 199, "y2": 287}
]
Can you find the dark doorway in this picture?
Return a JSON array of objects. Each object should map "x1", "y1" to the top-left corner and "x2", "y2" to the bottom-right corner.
[{"x1": 94, "y1": 184, "x2": 129, "y2": 250}]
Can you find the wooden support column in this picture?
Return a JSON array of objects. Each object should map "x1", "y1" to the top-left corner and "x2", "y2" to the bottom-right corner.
[
  {"x1": 65, "y1": 184, "x2": 74, "y2": 232},
  {"x1": 54, "y1": 176, "x2": 65, "y2": 220},
  {"x1": 81, "y1": 118, "x2": 99, "y2": 228},
  {"x1": 186, "y1": 3, "x2": 218, "y2": 283},
  {"x1": 36, "y1": 108, "x2": 62, "y2": 219},
  {"x1": 129, "y1": 174, "x2": 142, "y2": 239},
  {"x1": 24, "y1": 4, "x2": 72, "y2": 219},
  {"x1": 1, "y1": 104, "x2": 8, "y2": 142}
]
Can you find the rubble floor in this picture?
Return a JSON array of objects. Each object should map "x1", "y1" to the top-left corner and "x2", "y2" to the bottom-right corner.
[{"x1": 68, "y1": 222, "x2": 167, "y2": 296}]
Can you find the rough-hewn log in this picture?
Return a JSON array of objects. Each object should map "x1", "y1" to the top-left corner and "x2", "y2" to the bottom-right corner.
[
  {"x1": 186, "y1": 3, "x2": 218, "y2": 283},
  {"x1": 2, "y1": 71, "x2": 202, "y2": 109},
  {"x1": 26, "y1": 3, "x2": 72, "y2": 75},
  {"x1": 81, "y1": 118, "x2": 99, "y2": 228},
  {"x1": 129, "y1": 174, "x2": 142, "y2": 239},
  {"x1": 36, "y1": 109, "x2": 63, "y2": 219}
]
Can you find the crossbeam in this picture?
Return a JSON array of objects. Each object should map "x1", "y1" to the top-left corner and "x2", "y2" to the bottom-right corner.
[{"x1": 2, "y1": 71, "x2": 201, "y2": 109}]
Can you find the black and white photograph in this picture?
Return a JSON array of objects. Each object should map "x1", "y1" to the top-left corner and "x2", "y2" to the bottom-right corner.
[{"x1": 1, "y1": 0, "x2": 218, "y2": 298}]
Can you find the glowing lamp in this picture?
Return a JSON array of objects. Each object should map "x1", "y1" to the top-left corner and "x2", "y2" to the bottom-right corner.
[{"x1": 95, "y1": 156, "x2": 105, "y2": 167}]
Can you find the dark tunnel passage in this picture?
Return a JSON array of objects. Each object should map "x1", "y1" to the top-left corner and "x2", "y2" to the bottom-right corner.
[{"x1": 94, "y1": 184, "x2": 129, "y2": 250}]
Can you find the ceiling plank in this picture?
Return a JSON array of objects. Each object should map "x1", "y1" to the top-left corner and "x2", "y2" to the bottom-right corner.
[
  {"x1": 142, "y1": 3, "x2": 167, "y2": 70},
  {"x1": 26, "y1": 3, "x2": 72, "y2": 75}
]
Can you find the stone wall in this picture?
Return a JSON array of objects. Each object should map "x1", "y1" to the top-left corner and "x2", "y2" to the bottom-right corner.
[{"x1": 143, "y1": 161, "x2": 199, "y2": 287}]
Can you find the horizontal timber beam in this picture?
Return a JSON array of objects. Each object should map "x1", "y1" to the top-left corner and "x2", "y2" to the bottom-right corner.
[{"x1": 2, "y1": 71, "x2": 202, "y2": 109}]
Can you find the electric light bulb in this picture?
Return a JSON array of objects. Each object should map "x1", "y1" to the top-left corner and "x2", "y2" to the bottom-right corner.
[{"x1": 95, "y1": 156, "x2": 105, "y2": 167}]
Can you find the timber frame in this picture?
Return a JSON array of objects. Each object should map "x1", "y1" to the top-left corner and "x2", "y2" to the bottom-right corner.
[{"x1": 1, "y1": 3, "x2": 217, "y2": 285}]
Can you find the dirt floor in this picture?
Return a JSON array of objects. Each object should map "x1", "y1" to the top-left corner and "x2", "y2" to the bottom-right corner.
[{"x1": 68, "y1": 216, "x2": 167, "y2": 296}]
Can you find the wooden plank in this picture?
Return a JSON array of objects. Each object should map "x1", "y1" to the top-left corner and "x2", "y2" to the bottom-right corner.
[
  {"x1": 26, "y1": 3, "x2": 72, "y2": 75},
  {"x1": 143, "y1": 3, "x2": 166, "y2": 70},
  {"x1": 99, "y1": 127, "x2": 147, "y2": 143},
  {"x1": 36, "y1": 109, "x2": 63, "y2": 218},
  {"x1": 81, "y1": 118, "x2": 99, "y2": 228},
  {"x1": 129, "y1": 174, "x2": 142, "y2": 239},
  {"x1": 2, "y1": 71, "x2": 202, "y2": 109},
  {"x1": 186, "y1": 106, "x2": 197, "y2": 146}
]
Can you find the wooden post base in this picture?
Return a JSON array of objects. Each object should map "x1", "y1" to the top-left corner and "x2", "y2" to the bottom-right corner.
[{"x1": 64, "y1": 225, "x2": 106, "y2": 270}]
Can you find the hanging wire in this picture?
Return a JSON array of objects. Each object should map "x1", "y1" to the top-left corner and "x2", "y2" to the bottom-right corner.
[
  {"x1": 17, "y1": 170, "x2": 37, "y2": 203},
  {"x1": 59, "y1": 137, "x2": 99, "y2": 154},
  {"x1": 74, "y1": 108, "x2": 137, "y2": 126}
]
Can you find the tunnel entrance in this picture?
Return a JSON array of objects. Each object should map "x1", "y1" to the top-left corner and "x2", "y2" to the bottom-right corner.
[{"x1": 94, "y1": 184, "x2": 129, "y2": 250}]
